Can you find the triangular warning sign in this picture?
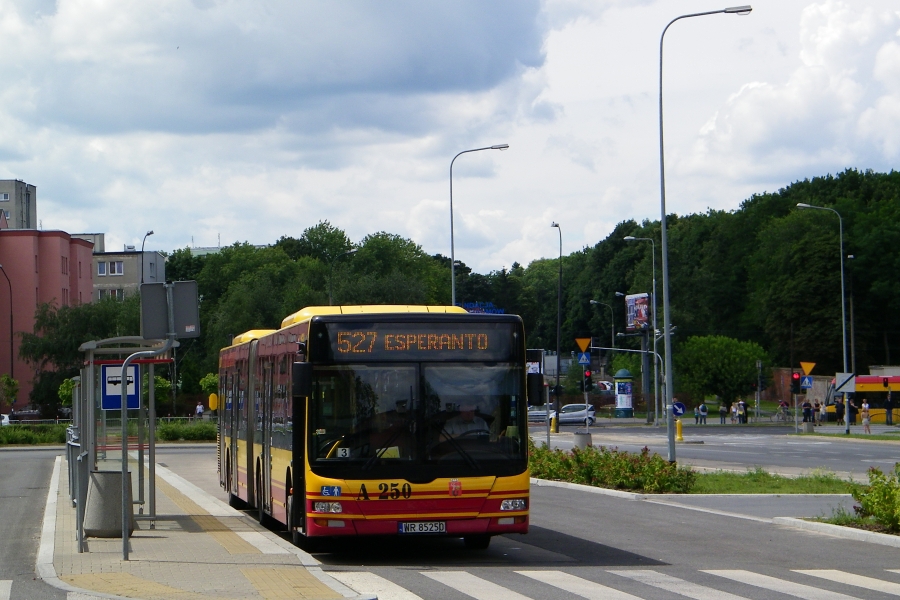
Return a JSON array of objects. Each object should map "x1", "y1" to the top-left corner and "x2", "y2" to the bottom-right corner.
[
  {"x1": 800, "y1": 362, "x2": 816, "y2": 376},
  {"x1": 575, "y1": 338, "x2": 590, "y2": 352}
]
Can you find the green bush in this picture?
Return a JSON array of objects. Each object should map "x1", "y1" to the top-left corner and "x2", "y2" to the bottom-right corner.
[
  {"x1": 0, "y1": 424, "x2": 67, "y2": 445},
  {"x1": 157, "y1": 421, "x2": 217, "y2": 442},
  {"x1": 529, "y1": 439, "x2": 696, "y2": 493},
  {"x1": 852, "y1": 465, "x2": 900, "y2": 532}
]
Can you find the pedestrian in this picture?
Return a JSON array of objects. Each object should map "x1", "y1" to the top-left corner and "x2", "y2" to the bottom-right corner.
[
  {"x1": 195, "y1": 401, "x2": 204, "y2": 420},
  {"x1": 848, "y1": 399, "x2": 858, "y2": 426},
  {"x1": 861, "y1": 399, "x2": 871, "y2": 434},
  {"x1": 820, "y1": 401, "x2": 827, "y2": 425},
  {"x1": 737, "y1": 401, "x2": 746, "y2": 425},
  {"x1": 731, "y1": 403, "x2": 737, "y2": 424},
  {"x1": 813, "y1": 400, "x2": 820, "y2": 426},
  {"x1": 835, "y1": 399, "x2": 845, "y2": 425},
  {"x1": 886, "y1": 390, "x2": 893, "y2": 426},
  {"x1": 694, "y1": 405, "x2": 700, "y2": 425},
  {"x1": 719, "y1": 403, "x2": 727, "y2": 425},
  {"x1": 801, "y1": 398, "x2": 812, "y2": 423},
  {"x1": 699, "y1": 402, "x2": 708, "y2": 425}
]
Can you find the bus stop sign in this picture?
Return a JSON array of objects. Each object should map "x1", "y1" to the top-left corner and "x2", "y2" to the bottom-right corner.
[{"x1": 101, "y1": 364, "x2": 140, "y2": 410}]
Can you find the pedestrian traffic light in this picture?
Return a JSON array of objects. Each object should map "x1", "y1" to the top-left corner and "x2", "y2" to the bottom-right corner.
[
  {"x1": 583, "y1": 369, "x2": 593, "y2": 392},
  {"x1": 790, "y1": 371, "x2": 801, "y2": 394}
]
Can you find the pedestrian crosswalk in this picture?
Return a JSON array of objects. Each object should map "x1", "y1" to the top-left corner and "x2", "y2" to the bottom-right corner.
[
  {"x1": 0, "y1": 580, "x2": 11, "y2": 600},
  {"x1": 328, "y1": 568, "x2": 900, "y2": 600}
]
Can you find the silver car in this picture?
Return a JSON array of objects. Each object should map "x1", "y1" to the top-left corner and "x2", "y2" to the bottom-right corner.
[
  {"x1": 552, "y1": 403, "x2": 596, "y2": 425},
  {"x1": 1, "y1": 413, "x2": 9, "y2": 426}
]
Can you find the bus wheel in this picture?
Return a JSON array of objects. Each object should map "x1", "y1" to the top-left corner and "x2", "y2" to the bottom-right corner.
[{"x1": 463, "y1": 535, "x2": 491, "y2": 550}]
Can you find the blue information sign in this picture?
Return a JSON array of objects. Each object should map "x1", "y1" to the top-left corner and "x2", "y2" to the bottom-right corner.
[
  {"x1": 577, "y1": 352, "x2": 590, "y2": 365},
  {"x1": 672, "y1": 401, "x2": 687, "y2": 417},
  {"x1": 101, "y1": 364, "x2": 141, "y2": 410},
  {"x1": 800, "y1": 376, "x2": 814, "y2": 390}
]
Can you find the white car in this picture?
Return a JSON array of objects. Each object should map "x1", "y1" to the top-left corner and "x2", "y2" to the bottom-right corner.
[{"x1": 1, "y1": 413, "x2": 9, "y2": 426}]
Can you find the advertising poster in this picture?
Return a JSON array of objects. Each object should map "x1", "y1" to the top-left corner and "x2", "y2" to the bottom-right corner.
[{"x1": 625, "y1": 293, "x2": 650, "y2": 331}]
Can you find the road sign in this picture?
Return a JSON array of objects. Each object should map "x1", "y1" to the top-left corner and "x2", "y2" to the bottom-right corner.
[
  {"x1": 577, "y1": 352, "x2": 590, "y2": 365},
  {"x1": 800, "y1": 362, "x2": 816, "y2": 375},
  {"x1": 101, "y1": 364, "x2": 140, "y2": 410},
  {"x1": 575, "y1": 338, "x2": 590, "y2": 352},
  {"x1": 672, "y1": 401, "x2": 686, "y2": 416},
  {"x1": 800, "y1": 376, "x2": 814, "y2": 390},
  {"x1": 834, "y1": 372, "x2": 855, "y2": 394}
]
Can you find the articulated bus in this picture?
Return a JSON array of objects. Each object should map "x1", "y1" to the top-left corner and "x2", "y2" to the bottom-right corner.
[{"x1": 218, "y1": 305, "x2": 529, "y2": 550}]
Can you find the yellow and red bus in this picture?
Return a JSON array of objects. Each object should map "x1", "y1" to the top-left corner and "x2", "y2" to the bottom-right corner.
[{"x1": 218, "y1": 305, "x2": 529, "y2": 550}]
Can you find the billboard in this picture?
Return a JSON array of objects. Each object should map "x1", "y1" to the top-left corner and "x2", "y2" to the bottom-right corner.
[{"x1": 625, "y1": 293, "x2": 650, "y2": 331}]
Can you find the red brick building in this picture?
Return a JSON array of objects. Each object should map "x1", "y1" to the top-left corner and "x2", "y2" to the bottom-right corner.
[{"x1": 0, "y1": 225, "x2": 94, "y2": 410}]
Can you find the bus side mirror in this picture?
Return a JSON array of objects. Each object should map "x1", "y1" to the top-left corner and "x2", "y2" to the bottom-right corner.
[{"x1": 292, "y1": 362, "x2": 313, "y2": 398}]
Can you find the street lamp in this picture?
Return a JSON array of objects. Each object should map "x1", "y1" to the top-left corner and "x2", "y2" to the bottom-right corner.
[
  {"x1": 797, "y1": 202, "x2": 849, "y2": 434},
  {"x1": 329, "y1": 248, "x2": 358, "y2": 306},
  {"x1": 0, "y1": 264, "x2": 12, "y2": 379},
  {"x1": 140, "y1": 230, "x2": 154, "y2": 285},
  {"x1": 450, "y1": 144, "x2": 509, "y2": 306},
  {"x1": 659, "y1": 5, "x2": 752, "y2": 463},
  {"x1": 551, "y1": 221, "x2": 562, "y2": 432},
  {"x1": 589, "y1": 300, "x2": 615, "y2": 352},
  {"x1": 625, "y1": 235, "x2": 659, "y2": 425}
]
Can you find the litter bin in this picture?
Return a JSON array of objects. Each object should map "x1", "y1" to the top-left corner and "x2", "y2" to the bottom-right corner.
[{"x1": 83, "y1": 471, "x2": 135, "y2": 538}]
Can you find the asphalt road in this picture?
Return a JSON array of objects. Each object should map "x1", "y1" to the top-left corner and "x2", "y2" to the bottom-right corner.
[
  {"x1": 0, "y1": 448, "x2": 66, "y2": 600},
  {"x1": 542, "y1": 423, "x2": 900, "y2": 481},
  {"x1": 157, "y1": 443, "x2": 898, "y2": 600}
]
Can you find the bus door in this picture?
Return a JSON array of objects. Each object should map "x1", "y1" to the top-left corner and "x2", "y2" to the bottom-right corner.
[
  {"x1": 258, "y1": 361, "x2": 273, "y2": 515},
  {"x1": 290, "y1": 362, "x2": 311, "y2": 535}
]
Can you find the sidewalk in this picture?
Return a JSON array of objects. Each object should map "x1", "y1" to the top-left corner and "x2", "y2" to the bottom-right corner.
[{"x1": 40, "y1": 456, "x2": 374, "y2": 600}]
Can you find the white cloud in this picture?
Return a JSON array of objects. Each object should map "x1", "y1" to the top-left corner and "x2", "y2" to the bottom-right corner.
[{"x1": 3, "y1": 0, "x2": 900, "y2": 275}]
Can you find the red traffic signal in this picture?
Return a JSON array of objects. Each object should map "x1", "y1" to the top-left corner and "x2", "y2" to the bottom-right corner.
[
  {"x1": 884, "y1": 378, "x2": 890, "y2": 388},
  {"x1": 791, "y1": 372, "x2": 800, "y2": 381},
  {"x1": 584, "y1": 370, "x2": 591, "y2": 378},
  {"x1": 790, "y1": 371, "x2": 801, "y2": 394}
]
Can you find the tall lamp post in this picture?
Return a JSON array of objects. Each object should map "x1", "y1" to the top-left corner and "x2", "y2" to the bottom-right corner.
[
  {"x1": 329, "y1": 248, "x2": 358, "y2": 306},
  {"x1": 140, "y1": 230, "x2": 154, "y2": 285},
  {"x1": 551, "y1": 222, "x2": 562, "y2": 433},
  {"x1": 0, "y1": 264, "x2": 12, "y2": 379},
  {"x1": 624, "y1": 235, "x2": 659, "y2": 425},
  {"x1": 659, "y1": 5, "x2": 752, "y2": 463},
  {"x1": 589, "y1": 300, "x2": 615, "y2": 356},
  {"x1": 797, "y1": 202, "x2": 849, "y2": 434},
  {"x1": 450, "y1": 144, "x2": 509, "y2": 306}
]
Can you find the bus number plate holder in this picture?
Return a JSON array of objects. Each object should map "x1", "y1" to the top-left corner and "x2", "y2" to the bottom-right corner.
[{"x1": 398, "y1": 521, "x2": 446, "y2": 534}]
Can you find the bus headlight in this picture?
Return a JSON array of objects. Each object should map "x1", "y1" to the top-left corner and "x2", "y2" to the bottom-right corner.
[
  {"x1": 500, "y1": 499, "x2": 526, "y2": 511},
  {"x1": 313, "y1": 502, "x2": 343, "y2": 513}
]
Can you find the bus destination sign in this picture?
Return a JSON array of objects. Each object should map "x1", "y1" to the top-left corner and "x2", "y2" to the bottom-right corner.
[{"x1": 318, "y1": 322, "x2": 517, "y2": 362}]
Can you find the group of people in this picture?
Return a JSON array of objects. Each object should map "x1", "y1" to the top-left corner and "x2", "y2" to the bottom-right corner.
[{"x1": 691, "y1": 401, "x2": 750, "y2": 424}]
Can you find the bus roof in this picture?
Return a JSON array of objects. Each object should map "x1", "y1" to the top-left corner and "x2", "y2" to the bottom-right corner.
[{"x1": 280, "y1": 305, "x2": 467, "y2": 329}]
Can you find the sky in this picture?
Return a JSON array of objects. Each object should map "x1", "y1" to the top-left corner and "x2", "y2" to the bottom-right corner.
[{"x1": 2, "y1": 0, "x2": 899, "y2": 272}]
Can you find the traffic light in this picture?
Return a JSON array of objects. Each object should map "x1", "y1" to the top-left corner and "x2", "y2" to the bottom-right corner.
[
  {"x1": 583, "y1": 369, "x2": 593, "y2": 392},
  {"x1": 790, "y1": 371, "x2": 801, "y2": 394}
]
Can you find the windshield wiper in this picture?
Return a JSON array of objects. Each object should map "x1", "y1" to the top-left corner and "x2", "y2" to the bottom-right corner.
[
  {"x1": 435, "y1": 428, "x2": 480, "y2": 470},
  {"x1": 363, "y1": 386, "x2": 416, "y2": 471}
]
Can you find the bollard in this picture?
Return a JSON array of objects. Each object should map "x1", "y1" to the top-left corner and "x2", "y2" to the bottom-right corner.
[
  {"x1": 550, "y1": 416, "x2": 559, "y2": 433},
  {"x1": 573, "y1": 430, "x2": 592, "y2": 449},
  {"x1": 676, "y1": 418, "x2": 684, "y2": 442}
]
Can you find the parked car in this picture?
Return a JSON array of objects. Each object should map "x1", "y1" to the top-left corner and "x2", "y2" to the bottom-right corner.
[
  {"x1": 527, "y1": 405, "x2": 553, "y2": 423},
  {"x1": 554, "y1": 403, "x2": 596, "y2": 425},
  {"x1": 1, "y1": 413, "x2": 9, "y2": 426}
]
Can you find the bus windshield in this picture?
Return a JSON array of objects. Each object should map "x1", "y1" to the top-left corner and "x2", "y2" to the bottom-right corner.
[{"x1": 309, "y1": 362, "x2": 525, "y2": 479}]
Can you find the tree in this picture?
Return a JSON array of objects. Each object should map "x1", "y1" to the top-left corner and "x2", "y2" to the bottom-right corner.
[
  {"x1": 199, "y1": 373, "x2": 218, "y2": 397},
  {"x1": 142, "y1": 373, "x2": 172, "y2": 401},
  {"x1": 675, "y1": 335, "x2": 767, "y2": 404},
  {"x1": 57, "y1": 378, "x2": 75, "y2": 407},
  {"x1": 275, "y1": 220, "x2": 353, "y2": 263},
  {"x1": 0, "y1": 374, "x2": 19, "y2": 408}
]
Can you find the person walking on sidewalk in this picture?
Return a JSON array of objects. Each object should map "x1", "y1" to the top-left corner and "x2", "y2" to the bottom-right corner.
[
  {"x1": 719, "y1": 403, "x2": 727, "y2": 424},
  {"x1": 195, "y1": 401, "x2": 204, "y2": 420},
  {"x1": 699, "y1": 402, "x2": 708, "y2": 425},
  {"x1": 694, "y1": 405, "x2": 700, "y2": 424}
]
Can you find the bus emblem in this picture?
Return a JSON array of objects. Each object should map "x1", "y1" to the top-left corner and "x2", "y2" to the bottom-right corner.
[{"x1": 449, "y1": 479, "x2": 461, "y2": 496}]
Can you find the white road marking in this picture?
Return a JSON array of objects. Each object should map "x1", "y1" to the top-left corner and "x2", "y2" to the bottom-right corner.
[
  {"x1": 328, "y1": 572, "x2": 423, "y2": 600},
  {"x1": 517, "y1": 570, "x2": 641, "y2": 599},
  {"x1": 0, "y1": 580, "x2": 11, "y2": 600},
  {"x1": 423, "y1": 571, "x2": 532, "y2": 600},
  {"x1": 795, "y1": 570, "x2": 900, "y2": 595},
  {"x1": 705, "y1": 570, "x2": 862, "y2": 599},
  {"x1": 609, "y1": 569, "x2": 750, "y2": 599}
]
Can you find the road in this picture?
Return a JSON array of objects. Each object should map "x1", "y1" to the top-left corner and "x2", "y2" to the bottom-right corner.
[
  {"x1": 156, "y1": 443, "x2": 899, "y2": 600},
  {"x1": 0, "y1": 448, "x2": 66, "y2": 600},
  {"x1": 542, "y1": 423, "x2": 898, "y2": 480},
  {"x1": 5, "y1": 432, "x2": 899, "y2": 600}
]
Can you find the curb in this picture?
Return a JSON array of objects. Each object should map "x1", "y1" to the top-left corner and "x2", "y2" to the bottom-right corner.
[{"x1": 773, "y1": 517, "x2": 900, "y2": 548}]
